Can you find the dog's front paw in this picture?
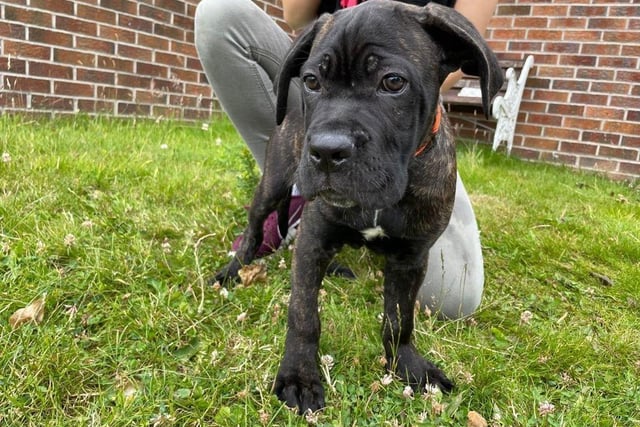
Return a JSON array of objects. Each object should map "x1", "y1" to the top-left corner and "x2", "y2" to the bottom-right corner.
[
  {"x1": 389, "y1": 344, "x2": 454, "y2": 394},
  {"x1": 209, "y1": 260, "x2": 242, "y2": 285},
  {"x1": 274, "y1": 363, "x2": 325, "y2": 415}
]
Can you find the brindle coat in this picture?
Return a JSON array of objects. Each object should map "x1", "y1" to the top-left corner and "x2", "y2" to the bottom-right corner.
[{"x1": 214, "y1": 0, "x2": 503, "y2": 414}]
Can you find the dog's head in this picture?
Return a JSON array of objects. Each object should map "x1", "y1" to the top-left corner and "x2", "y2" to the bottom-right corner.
[{"x1": 277, "y1": 0, "x2": 503, "y2": 210}]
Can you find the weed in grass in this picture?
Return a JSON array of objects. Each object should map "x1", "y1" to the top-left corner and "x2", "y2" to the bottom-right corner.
[{"x1": 0, "y1": 115, "x2": 639, "y2": 426}]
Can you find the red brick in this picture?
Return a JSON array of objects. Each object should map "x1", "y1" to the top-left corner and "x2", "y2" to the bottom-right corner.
[
  {"x1": 559, "y1": 55, "x2": 596, "y2": 67},
  {"x1": 118, "y1": 15, "x2": 153, "y2": 33},
  {"x1": 117, "y1": 74, "x2": 152, "y2": 89},
  {"x1": 523, "y1": 137, "x2": 559, "y2": 151},
  {"x1": 4, "y1": 5, "x2": 52, "y2": 27},
  {"x1": 536, "y1": 66, "x2": 574, "y2": 79},
  {"x1": 154, "y1": 23, "x2": 184, "y2": 40},
  {"x1": 137, "y1": 34, "x2": 170, "y2": 51},
  {"x1": 589, "y1": 18, "x2": 628, "y2": 30},
  {"x1": 29, "y1": 61, "x2": 73, "y2": 79},
  {"x1": 585, "y1": 106, "x2": 625, "y2": 121},
  {"x1": 576, "y1": 68, "x2": 614, "y2": 81},
  {"x1": 75, "y1": 36, "x2": 115, "y2": 54},
  {"x1": 603, "y1": 31, "x2": 638, "y2": 43},
  {"x1": 628, "y1": 110, "x2": 640, "y2": 122},
  {"x1": 598, "y1": 146, "x2": 639, "y2": 161},
  {"x1": 510, "y1": 147, "x2": 542, "y2": 161},
  {"x1": 616, "y1": 70, "x2": 640, "y2": 83},
  {"x1": 101, "y1": 0, "x2": 137, "y2": 14},
  {"x1": 0, "y1": 21, "x2": 26, "y2": 39},
  {"x1": 136, "y1": 62, "x2": 167, "y2": 78},
  {"x1": 29, "y1": 27, "x2": 73, "y2": 46},
  {"x1": 77, "y1": 69, "x2": 115, "y2": 85},
  {"x1": 31, "y1": 95, "x2": 74, "y2": 110},
  {"x1": 610, "y1": 96, "x2": 640, "y2": 109},
  {"x1": 0, "y1": 57, "x2": 26, "y2": 74},
  {"x1": 77, "y1": 99, "x2": 115, "y2": 113},
  {"x1": 544, "y1": 127, "x2": 580, "y2": 140},
  {"x1": 581, "y1": 43, "x2": 620, "y2": 56},
  {"x1": 532, "y1": 5, "x2": 569, "y2": 16},
  {"x1": 117, "y1": 44, "x2": 153, "y2": 61},
  {"x1": 579, "y1": 157, "x2": 619, "y2": 173},
  {"x1": 76, "y1": 4, "x2": 117, "y2": 25},
  {"x1": 54, "y1": 48, "x2": 95, "y2": 67},
  {"x1": 56, "y1": 16, "x2": 98, "y2": 36},
  {"x1": 97, "y1": 86, "x2": 133, "y2": 101},
  {"x1": 156, "y1": 52, "x2": 184, "y2": 68},
  {"x1": 550, "y1": 17, "x2": 587, "y2": 29},
  {"x1": 540, "y1": 151, "x2": 578, "y2": 167},
  {"x1": 3, "y1": 76, "x2": 50, "y2": 93},
  {"x1": 569, "y1": 93, "x2": 604, "y2": 106},
  {"x1": 173, "y1": 14, "x2": 194, "y2": 30},
  {"x1": 527, "y1": 29, "x2": 564, "y2": 41},
  {"x1": 602, "y1": 121, "x2": 640, "y2": 136},
  {"x1": 0, "y1": 92, "x2": 28, "y2": 108},
  {"x1": 622, "y1": 136, "x2": 640, "y2": 149},
  {"x1": 590, "y1": 82, "x2": 630, "y2": 95},
  {"x1": 30, "y1": 0, "x2": 73, "y2": 15},
  {"x1": 552, "y1": 80, "x2": 589, "y2": 92},
  {"x1": 528, "y1": 113, "x2": 563, "y2": 127},
  {"x1": 544, "y1": 42, "x2": 580, "y2": 54},
  {"x1": 54, "y1": 81, "x2": 94, "y2": 97},
  {"x1": 140, "y1": 4, "x2": 171, "y2": 22},
  {"x1": 155, "y1": 0, "x2": 185, "y2": 14},
  {"x1": 582, "y1": 131, "x2": 620, "y2": 145},
  {"x1": 570, "y1": 6, "x2": 607, "y2": 17},
  {"x1": 535, "y1": 90, "x2": 569, "y2": 103},
  {"x1": 171, "y1": 40, "x2": 197, "y2": 57},
  {"x1": 548, "y1": 103, "x2": 584, "y2": 117},
  {"x1": 561, "y1": 141, "x2": 597, "y2": 155},
  {"x1": 621, "y1": 45, "x2": 640, "y2": 57},
  {"x1": 97, "y1": 55, "x2": 134, "y2": 73},
  {"x1": 490, "y1": 29, "x2": 527, "y2": 40},
  {"x1": 562, "y1": 117, "x2": 602, "y2": 131},
  {"x1": 118, "y1": 102, "x2": 151, "y2": 115},
  {"x1": 514, "y1": 17, "x2": 549, "y2": 28},
  {"x1": 619, "y1": 162, "x2": 640, "y2": 176},
  {"x1": 4, "y1": 40, "x2": 51, "y2": 59},
  {"x1": 496, "y1": 5, "x2": 531, "y2": 16},
  {"x1": 609, "y1": 6, "x2": 640, "y2": 17},
  {"x1": 562, "y1": 30, "x2": 602, "y2": 42},
  {"x1": 99, "y1": 25, "x2": 136, "y2": 44}
]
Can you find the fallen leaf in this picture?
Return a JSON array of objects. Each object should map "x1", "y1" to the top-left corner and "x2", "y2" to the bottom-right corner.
[
  {"x1": 467, "y1": 410, "x2": 488, "y2": 427},
  {"x1": 238, "y1": 263, "x2": 267, "y2": 287},
  {"x1": 590, "y1": 271, "x2": 614, "y2": 287},
  {"x1": 9, "y1": 294, "x2": 46, "y2": 329}
]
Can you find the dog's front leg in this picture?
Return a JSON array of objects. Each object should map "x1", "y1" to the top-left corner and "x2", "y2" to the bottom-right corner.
[
  {"x1": 274, "y1": 208, "x2": 335, "y2": 415},
  {"x1": 382, "y1": 248, "x2": 454, "y2": 393}
]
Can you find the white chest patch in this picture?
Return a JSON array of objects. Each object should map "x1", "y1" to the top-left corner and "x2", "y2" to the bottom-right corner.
[{"x1": 361, "y1": 226, "x2": 387, "y2": 241}]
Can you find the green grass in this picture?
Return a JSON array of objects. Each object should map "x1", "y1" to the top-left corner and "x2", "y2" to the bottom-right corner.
[{"x1": 0, "y1": 115, "x2": 638, "y2": 426}]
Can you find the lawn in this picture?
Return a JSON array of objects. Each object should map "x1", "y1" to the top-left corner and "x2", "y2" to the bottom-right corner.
[{"x1": 0, "y1": 115, "x2": 638, "y2": 426}]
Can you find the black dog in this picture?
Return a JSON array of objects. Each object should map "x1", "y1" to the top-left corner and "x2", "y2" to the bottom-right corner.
[{"x1": 214, "y1": 0, "x2": 503, "y2": 415}]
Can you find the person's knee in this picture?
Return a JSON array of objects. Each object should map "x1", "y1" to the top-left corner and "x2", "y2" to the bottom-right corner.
[{"x1": 195, "y1": 0, "x2": 251, "y2": 48}]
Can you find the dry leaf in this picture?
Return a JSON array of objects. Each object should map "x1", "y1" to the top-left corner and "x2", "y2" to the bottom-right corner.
[
  {"x1": 9, "y1": 294, "x2": 46, "y2": 329},
  {"x1": 238, "y1": 263, "x2": 267, "y2": 287},
  {"x1": 467, "y1": 410, "x2": 488, "y2": 427}
]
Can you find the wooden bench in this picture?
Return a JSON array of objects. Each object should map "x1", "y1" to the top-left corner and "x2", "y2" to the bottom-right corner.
[{"x1": 442, "y1": 55, "x2": 535, "y2": 155}]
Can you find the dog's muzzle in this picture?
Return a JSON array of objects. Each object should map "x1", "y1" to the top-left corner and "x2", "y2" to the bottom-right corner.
[{"x1": 308, "y1": 133, "x2": 354, "y2": 173}]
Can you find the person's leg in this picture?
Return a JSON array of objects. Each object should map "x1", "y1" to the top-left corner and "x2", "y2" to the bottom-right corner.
[
  {"x1": 194, "y1": 0, "x2": 296, "y2": 170},
  {"x1": 418, "y1": 173, "x2": 484, "y2": 319}
]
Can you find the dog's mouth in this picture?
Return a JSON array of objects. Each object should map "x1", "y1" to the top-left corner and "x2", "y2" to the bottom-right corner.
[{"x1": 318, "y1": 190, "x2": 358, "y2": 208}]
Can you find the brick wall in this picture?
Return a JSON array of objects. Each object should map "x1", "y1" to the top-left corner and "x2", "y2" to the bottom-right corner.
[
  {"x1": 1, "y1": 0, "x2": 639, "y2": 179},
  {"x1": 0, "y1": 0, "x2": 214, "y2": 121},
  {"x1": 448, "y1": 1, "x2": 640, "y2": 180}
]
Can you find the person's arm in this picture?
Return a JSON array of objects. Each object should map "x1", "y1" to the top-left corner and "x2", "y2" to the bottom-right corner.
[
  {"x1": 283, "y1": 0, "x2": 321, "y2": 31},
  {"x1": 441, "y1": 0, "x2": 499, "y2": 91}
]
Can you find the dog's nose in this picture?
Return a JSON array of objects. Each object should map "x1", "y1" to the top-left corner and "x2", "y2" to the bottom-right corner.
[{"x1": 308, "y1": 133, "x2": 353, "y2": 171}]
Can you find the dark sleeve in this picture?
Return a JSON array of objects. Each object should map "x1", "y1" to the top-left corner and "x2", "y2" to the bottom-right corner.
[
  {"x1": 318, "y1": 0, "x2": 341, "y2": 14},
  {"x1": 389, "y1": 0, "x2": 457, "y2": 7}
]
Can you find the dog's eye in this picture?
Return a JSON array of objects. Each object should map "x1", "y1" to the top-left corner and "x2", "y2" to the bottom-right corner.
[
  {"x1": 380, "y1": 74, "x2": 406, "y2": 93},
  {"x1": 303, "y1": 75, "x2": 321, "y2": 92}
]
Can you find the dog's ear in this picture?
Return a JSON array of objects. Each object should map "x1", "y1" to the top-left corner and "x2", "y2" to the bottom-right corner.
[
  {"x1": 418, "y1": 3, "x2": 504, "y2": 117},
  {"x1": 275, "y1": 16, "x2": 329, "y2": 125}
]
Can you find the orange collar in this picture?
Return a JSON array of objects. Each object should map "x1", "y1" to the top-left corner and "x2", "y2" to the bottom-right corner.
[{"x1": 414, "y1": 105, "x2": 442, "y2": 157}]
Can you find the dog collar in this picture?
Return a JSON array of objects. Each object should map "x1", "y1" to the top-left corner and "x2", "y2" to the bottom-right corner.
[{"x1": 414, "y1": 105, "x2": 442, "y2": 157}]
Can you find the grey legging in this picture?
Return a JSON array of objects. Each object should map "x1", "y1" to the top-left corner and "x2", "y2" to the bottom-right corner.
[{"x1": 195, "y1": 0, "x2": 484, "y2": 319}]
